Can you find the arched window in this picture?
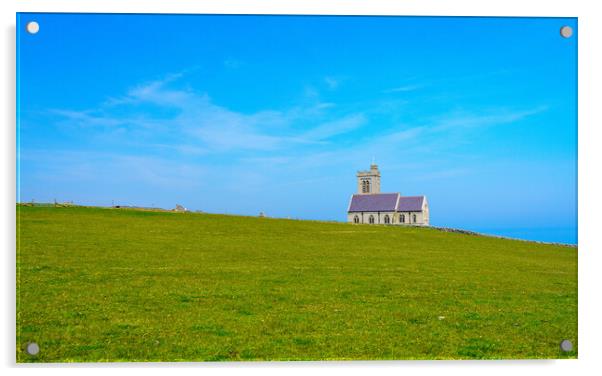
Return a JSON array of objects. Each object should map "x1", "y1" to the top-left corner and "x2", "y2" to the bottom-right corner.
[
  {"x1": 413, "y1": 214, "x2": 417, "y2": 223},
  {"x1": 369, "y1": 215, "x2": 375, "y2": 224},
  {"x1": 361, "y1": 179, "x2": 371, "y2": 193},
  {"x1": 362, "y1": 180, "x2": 369, "y2": 193},
  {"x1": 353, "y1": 215, "x2": 359, "y2": 224},
  {"x1": 384, "y1": 215, "x2": 390, "y2": 224},
  {"x1": 400, "y1": 214, "x2": 405, "y2": 223}
]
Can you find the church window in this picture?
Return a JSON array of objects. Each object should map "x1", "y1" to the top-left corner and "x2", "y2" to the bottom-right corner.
[
  {"x1": 362, "y1": 179, "x2": 371, "y2": 193},
  {"x1": 413, "y1": 214, "x2": 417, "y2": 223},
  {"x1": 353, "y1": 215, "x2": 359, "y2": 224},
  {"x1": 369, "y1": 215, "x2": 375, "y2": 224},
  {"x1": 400, "y1": 214, "x2": 405, "y2": 223},
  {"x1": 384, "y1": 215, "x2": 390, "y2": 224}
]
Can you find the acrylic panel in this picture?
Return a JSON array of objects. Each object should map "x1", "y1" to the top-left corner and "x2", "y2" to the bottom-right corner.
[{"x1": 16, "y1": 13, "x2": 577, "y2": 362}]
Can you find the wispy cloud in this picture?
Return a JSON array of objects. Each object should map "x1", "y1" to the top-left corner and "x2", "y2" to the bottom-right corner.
[
  {"x1": 314, "y1": 102, "x2": 336, "y2": 110},
  {"x1": 383, "y1": 84, "x2": 423, "y2": 93},
  {"x1": 303, "y1": 85, "x2": 320, "y2": 100},
  {"x1": 22, "y1": 149, "x2": 208, "y2": 190},
  {"x1": 223, "y1": 58, "x2": 243, "y2": 69},
  {"x1": 326, "y1": 104, "x2": 549, "y2": 173},
  {"x1": 48, "y1": 72, "x2": 548, "y2": 188},
  {"x1": 302, "y1": 114, "x2": 366, "y2": 141},
  {"x1": 324, "y1": 76, "x2": 340, "y2": 90},
  {"x1": 50, "y1": 73, "x2": 367, "y2": 153},
  {"x1": 412, "y1": 168, "x2": 472, "y2": 181},
  {"x1": 385, "y1": 126, "x2": 426, "y2": 143},
  {"x1": 49, "y1": 109, "x2": 125, "y2": 128},
  {"x1": 103, "y1": 72, "x2": 186, "y2": 107},
  {"x1": 432, "y1": 106, "x2": 548, "y2": 131}
]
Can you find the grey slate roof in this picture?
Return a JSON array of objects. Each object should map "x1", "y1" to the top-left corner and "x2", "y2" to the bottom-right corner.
[
  {"x1": 348, "y1": 193, "x2": 425, "y2": 212},
  {"x1": 396, "y1": 196, "x2": 425, "y2": 212},
  {"x1": 348, "y1": 193, "x2": 399, "y2": 212}
]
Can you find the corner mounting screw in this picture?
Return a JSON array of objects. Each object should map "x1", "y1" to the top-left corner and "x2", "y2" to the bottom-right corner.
[{"x1": 560, "y1": 339, "x2": 573, "y2": 352}]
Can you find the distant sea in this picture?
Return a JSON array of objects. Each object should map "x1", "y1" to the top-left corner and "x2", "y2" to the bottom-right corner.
[{"x1": 465, "y1": 226, "x2": 577, "y2": 245}]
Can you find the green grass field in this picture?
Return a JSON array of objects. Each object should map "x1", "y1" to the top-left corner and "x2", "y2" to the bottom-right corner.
[{"x1": 16, "y1": 205, "x2": 577, "y2": 362}]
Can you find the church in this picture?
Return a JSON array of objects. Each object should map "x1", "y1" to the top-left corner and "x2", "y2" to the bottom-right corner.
[{"x1": 347, "y1": 164, "x2": 430, "y2": 226}]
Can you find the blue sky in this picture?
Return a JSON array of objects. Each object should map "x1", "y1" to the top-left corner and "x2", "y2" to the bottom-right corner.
[{"x1": 17, "y1": 14, "x2": 577, "y2": 243}]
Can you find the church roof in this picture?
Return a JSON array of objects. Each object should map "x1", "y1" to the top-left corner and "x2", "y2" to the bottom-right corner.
[
  {"x1": 396, "y1": 196, "x2": 425, "y2": 212},
  {"x1": 348, "y1": 193, "x2": 399, "y2": 212},
  {"x1": 347, "y1": 193, "x2": 425, "y2": 212}
]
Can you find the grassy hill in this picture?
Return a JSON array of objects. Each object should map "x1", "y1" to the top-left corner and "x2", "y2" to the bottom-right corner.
[{"x1": 16, "y1": 205, "x2": 577, "y2": 362}]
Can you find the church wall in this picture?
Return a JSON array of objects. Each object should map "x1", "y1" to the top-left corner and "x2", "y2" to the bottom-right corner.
[
  {"x1": 348, "y1": 210, "x2": 429, "y2": 226},
  {"x1": 347, "y1": 211, "x2": 396, "y2": 225},
  {"x1": 422, "y1": 206, "x2": 429, "y2": 225},
  {"x1": 394, "y1": 211, "x2": 427, "y2": 225}
]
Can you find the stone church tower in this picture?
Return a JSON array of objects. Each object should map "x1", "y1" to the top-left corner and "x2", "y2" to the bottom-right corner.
[{"x1": 357, "y1": 164, "x2": 381, "y2": 194}]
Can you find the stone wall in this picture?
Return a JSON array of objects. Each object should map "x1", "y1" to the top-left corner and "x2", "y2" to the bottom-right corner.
[{"x1": 347, "y1": 210, "x2": 428, "y2": 225}]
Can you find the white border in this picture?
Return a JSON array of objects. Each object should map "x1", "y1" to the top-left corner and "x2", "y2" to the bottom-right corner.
[{"x1": 2, "y1": 1, "x2": 601, "y2": 375}]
